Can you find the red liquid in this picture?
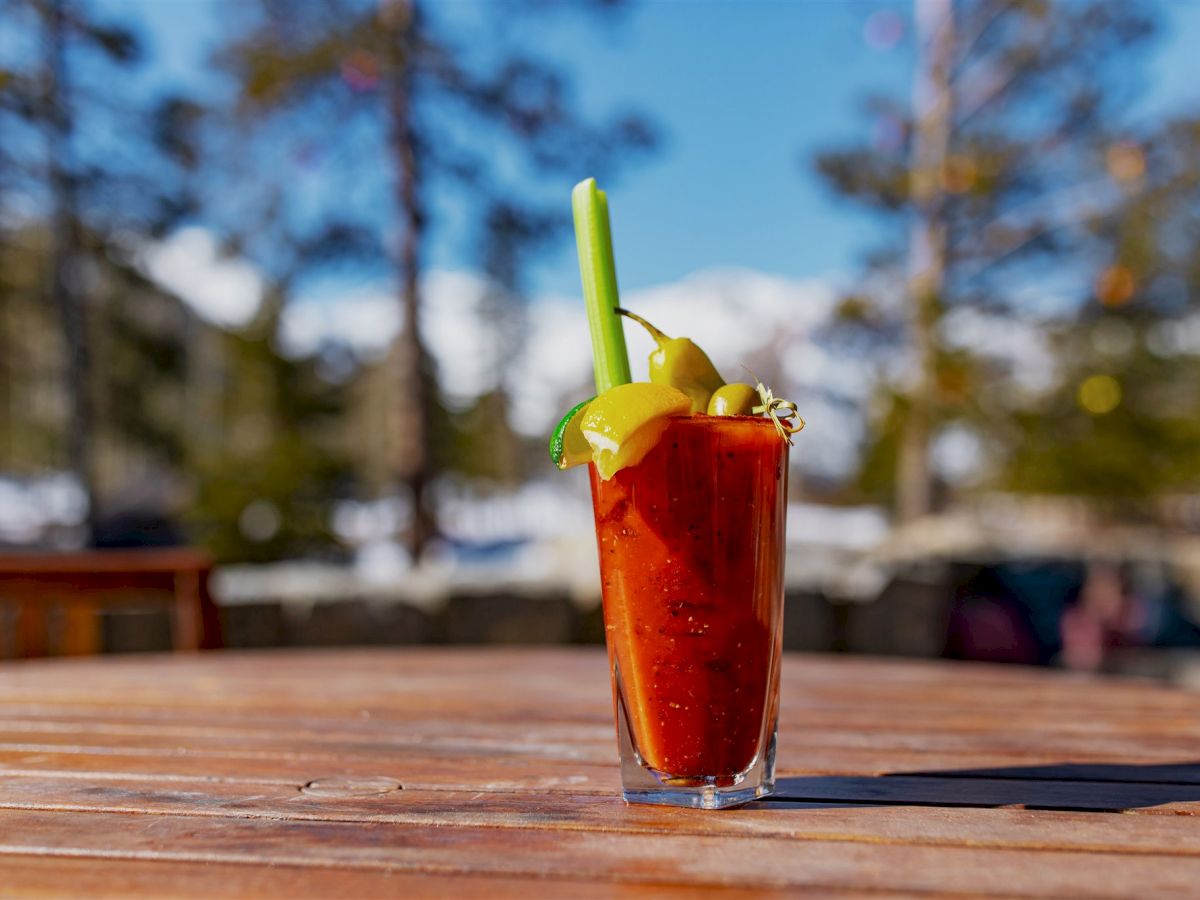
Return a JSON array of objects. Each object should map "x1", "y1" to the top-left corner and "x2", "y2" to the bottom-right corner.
[{"x1": 590, "y1": 415, "x2": 786, "y2": 780}]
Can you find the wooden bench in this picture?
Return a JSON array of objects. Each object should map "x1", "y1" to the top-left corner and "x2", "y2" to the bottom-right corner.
[{"x1": 0, "y1": 549, "x2": 221, "y2": 657}]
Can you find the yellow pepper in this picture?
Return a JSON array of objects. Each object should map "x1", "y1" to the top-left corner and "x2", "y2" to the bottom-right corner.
[{"x1": 617, "y1": 308, "x2": 725, "y2": 414}]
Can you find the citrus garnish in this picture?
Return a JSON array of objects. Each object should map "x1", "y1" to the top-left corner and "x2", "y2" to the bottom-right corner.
[
  {"x1": 581, "y1": 382, "x2": 691, "y2": 480},
  {"x1": 549, "y1": 397, "x2": 594, "y2": 470}
]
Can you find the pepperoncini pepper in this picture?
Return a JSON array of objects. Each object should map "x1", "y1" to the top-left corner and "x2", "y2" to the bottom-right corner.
[{"x1": 616, "y1": 308, "x2": 725, "y2": 414}]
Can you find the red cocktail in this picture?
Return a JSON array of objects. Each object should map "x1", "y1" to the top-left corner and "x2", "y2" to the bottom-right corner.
[{"x1": 590, "y1": 414, "x2": 787, "y2": 808}]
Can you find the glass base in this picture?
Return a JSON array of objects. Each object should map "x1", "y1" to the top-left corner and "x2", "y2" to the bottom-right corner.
[
  {"x1": 622, "y1": 780, "x2": 774, "y2": 810},
  {"x1": 613, "y1": 661, "x2": 778, "y2": 810}
]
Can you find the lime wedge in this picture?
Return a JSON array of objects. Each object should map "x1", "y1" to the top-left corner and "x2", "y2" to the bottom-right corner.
[
  {"x1": 549, "y1": 397, "x2": 594, "y2": 470},
  {"x1": 580, "y1": 383, "x2": 691, "y2": 480}
]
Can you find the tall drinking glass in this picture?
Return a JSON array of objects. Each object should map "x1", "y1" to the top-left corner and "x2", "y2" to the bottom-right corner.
[{"x1": 589, "y1": 414, "x2": 787, "y2": 809}]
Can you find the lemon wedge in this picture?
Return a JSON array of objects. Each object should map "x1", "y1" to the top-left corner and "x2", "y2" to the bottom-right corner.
[
  {"x1": 549, "y1": 397, "x2": 594, "y2": 470},
  {"x1": 580, "y1": 383, "x2": 691, "y2": 480}
]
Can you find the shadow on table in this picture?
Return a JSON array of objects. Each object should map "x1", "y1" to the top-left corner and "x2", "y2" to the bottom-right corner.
[{"x1": 768, "y1": 762, "x2": 1200, "y2": 813}]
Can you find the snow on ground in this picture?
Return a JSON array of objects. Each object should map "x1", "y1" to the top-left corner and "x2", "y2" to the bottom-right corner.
[
  {"x1": 321, "y1": 483, "x2": 891, "y2": 603},
  {"x1": 0, "y1": 474, "x2": 87, "y2": 545},
  {"x1": 140, "y1": 227, "x2": 264, "y2": 329}
]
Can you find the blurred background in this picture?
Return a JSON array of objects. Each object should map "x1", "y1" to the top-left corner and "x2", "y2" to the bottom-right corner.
[{"x1": 2, "y1": 0, "x2": 1200, "y2": 678}]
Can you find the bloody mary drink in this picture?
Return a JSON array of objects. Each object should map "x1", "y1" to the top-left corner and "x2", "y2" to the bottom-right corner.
[
  {"x1": 558, "y1": 177, "x2": 801, "y2": 808},
  {"x1": 590, "y1": 414, "x2": 787, "y2": 808}
]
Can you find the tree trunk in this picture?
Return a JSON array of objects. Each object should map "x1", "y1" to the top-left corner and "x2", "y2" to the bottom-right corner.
[
  {"x1": 383, "y1": 0, "x2": 435, "y2": 562},
  {"x1": 46, "y1": 0, "x2": 98, "y2": 540},
  {"x1": 898, "y1": 0, "x2": 955, "y2": 523}
]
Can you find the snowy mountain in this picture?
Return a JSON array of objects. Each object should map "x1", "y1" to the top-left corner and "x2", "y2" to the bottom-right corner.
[
  {"x1": 148, "y1": 227, "x2": 1064, "y2": 486},
  {"x1": 278, "y1": 267, "x2": 870, "y2": 481}
]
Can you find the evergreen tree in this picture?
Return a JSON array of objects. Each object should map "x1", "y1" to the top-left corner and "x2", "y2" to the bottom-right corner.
[
  {"x1": 814, "y1": 0, "x2": 1157, "y2": 518},
  {"x1": 1003, "y1": 117, "x2": 1200, "y2": 508},
  {"x1": 0, "y1": 0, "x2": 202, "y2": 536},
  {"x1": 188, "y1": 290, "x2": 351, "y2": 563},
  {"x1": 213, "y1": 0, "x2": 655, "y2": 561}
]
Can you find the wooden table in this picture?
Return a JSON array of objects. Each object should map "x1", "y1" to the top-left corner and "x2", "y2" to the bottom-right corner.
[
  {"x1": 1, "y1": 648, "x2": 1200, "y2": 897},
  {"x1": 0, "y1": 549, "x2": 220, "y2": 657}
]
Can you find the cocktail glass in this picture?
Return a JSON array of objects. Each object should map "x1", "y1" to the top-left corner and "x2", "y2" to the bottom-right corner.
[{"x1": 589, "y1": 414, "x2": 787, "y2": 809}]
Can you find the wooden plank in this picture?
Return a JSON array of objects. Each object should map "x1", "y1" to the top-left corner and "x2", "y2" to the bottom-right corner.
[
  {"x1": 0, "y1": 714, "x2": 617, "y2": 768},
  {"x1": 197, "y1": 568, "x2": 221, "y2": 650},
  {"x1": 0, "y1": 718, "x2": 1153, "y2": 763},
  {"x1": 43, "y1": 646, "x2": 1129, "y2": 700},
  {"x1": 6, "y1": 744, "x2": 1200, "y2": 797},
  {"x1": 16, "y1": 595, "x2": 47, "y2": 658},
  {"x1": 7, "y1": 693, "x2": 1200, "y2": 735},
  {"x1": 5, "y1": 698, "x2": 1200, "y2": 780},
  {"x1": 0, "y1": 649, "x2": 1192, "y2": 722},
  {"x1": 0, "y1": 548, "x2": 212, "y2": 575},
  {"x1": 7, "y1": 701, "x2": 1195, "y2": 744},
  {"x1": 4, "y1": 721, "x2": 1200, "y2": 793},
  {"x1": 5, "y1": 711, "x2": 1200, "y2": 767},
  {"x1": 1, "y1": 808, "x2": 1199, "y2": 897},
  {"x1": 0, "y1": 746, "x2": 619, "y2": 794},
  {"x1": 0, "y1": 647, "x2": 1011, "y2": 688},
  {"x1": 171, "y1": 570, "x2": 202, "y2": 651},
  {"x1": 58, "y1": 599, "x2": 101, "y2": 656},
  {"x1": 0, "y1": 854, "x2": 752, "y2": 899},
  {"x1": 0, "y1": 652, "x2": 1136, "y2": 704},
  {"x1": 6, "y1": 774, "x2": 1200, "y2": 854}
]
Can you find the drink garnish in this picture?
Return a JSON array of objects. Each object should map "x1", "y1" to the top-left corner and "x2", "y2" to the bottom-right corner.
[
  {"x1": 562, "y1": 177, "x2": 803, "y2": 475},
  {"x1": 549, "y1": 397, "x2": 595, "y2": 470},
  {"x1": 751, "y1": 379, "x2": 805, "y2": 445},
  {"x1": 579, "y1": 383, "x2": 691, "y2": 479},
  {"x1": 573, "y1": 179, "x2": 631, "y2": 394},
  {"x1": 615, "y1": 308, "x2": 724, "y2": 414},
  {"x1": 707, "y1": 383, "x2": 759, "y2": 416}
]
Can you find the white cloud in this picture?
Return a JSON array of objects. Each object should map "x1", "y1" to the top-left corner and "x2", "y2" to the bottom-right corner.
[{"x1": 141, "y1": 227, "x2": 263, "y2": 328}]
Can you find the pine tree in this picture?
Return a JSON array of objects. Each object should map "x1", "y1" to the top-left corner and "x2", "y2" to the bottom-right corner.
[
  {"x1": 1003, "y1": 116, "x2": 1200, "y2": 509},
  {"x1": 814, "y1": 0, "x2": 1156, "y2": 518},
  {"x1": 187, "y1": 289, "x2": 352, "y2": 563},
  {"x1": 214, "y1": 0, "x2": 655, "y2": 561},
  {"x1": 0, "y1": 0, "x2": 202, "y2": 537}
]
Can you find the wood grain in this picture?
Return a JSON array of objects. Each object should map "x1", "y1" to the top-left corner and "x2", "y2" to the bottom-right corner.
[
  {"x1": 1, "y1": 648, "x2": 1199, "y2": 896},
  {"x1": 0, "y1": 855, "x2": 760, "y2": 899},
  {"x1": 3, "y1": 808, "x2": 1200, "y2": 897}
]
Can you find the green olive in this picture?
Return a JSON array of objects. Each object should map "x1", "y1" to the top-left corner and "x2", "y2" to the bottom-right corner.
[
  {"x1": 707, "y1": 382, "x2": 759, "y2": 416},
  {"x1": 617, "y1": 308, "x2": 725, "y2": 413}
]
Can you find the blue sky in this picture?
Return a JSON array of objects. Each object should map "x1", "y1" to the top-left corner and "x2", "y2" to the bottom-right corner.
[{"x1": 102, "y1": 0, "x2": 1200, "y2": 300}]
